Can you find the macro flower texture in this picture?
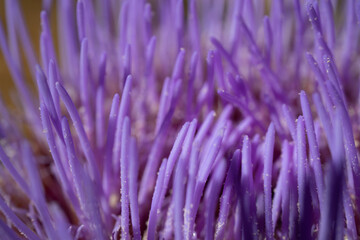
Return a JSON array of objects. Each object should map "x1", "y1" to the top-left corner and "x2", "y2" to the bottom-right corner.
[{"x1": 1, "y1": 0, "x2": 360, "y2": 239}]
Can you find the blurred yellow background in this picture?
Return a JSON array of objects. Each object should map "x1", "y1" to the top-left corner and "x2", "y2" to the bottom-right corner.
[{"x1": 0, "y1": 0, "x2": 43, "y2": 104}]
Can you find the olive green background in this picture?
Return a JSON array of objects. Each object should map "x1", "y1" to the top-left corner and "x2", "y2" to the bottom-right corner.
[{"x1": 0, "y1": 1, "x2": 45, "y2": 104}]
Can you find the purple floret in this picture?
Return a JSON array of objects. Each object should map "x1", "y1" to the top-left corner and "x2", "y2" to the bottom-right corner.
[{"x1": 0, "y1": 0, "x2": 359, "y2": 239}]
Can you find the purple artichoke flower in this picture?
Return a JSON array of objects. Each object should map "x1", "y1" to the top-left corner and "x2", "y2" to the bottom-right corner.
[{"x1": 0, "y1": 0, "x2": 359, "y2": 239}]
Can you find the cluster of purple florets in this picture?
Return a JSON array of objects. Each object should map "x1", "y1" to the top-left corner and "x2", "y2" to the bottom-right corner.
[{"x1": 0, "y1": 0, "x2": 359, "y2": 239}]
